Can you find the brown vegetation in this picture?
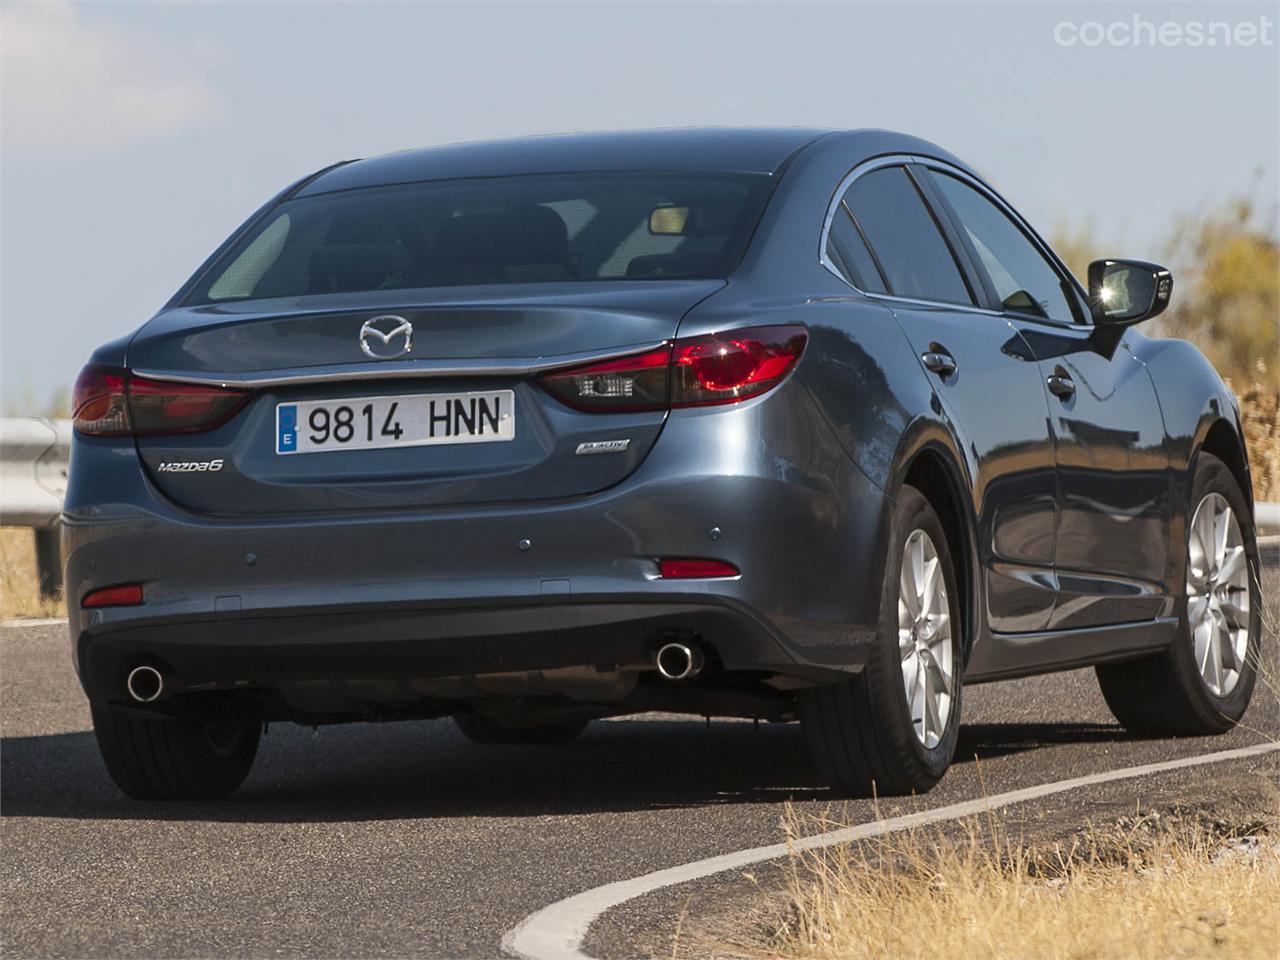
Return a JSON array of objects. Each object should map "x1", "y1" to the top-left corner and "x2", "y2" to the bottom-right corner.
[
  {"x1": 0, "y1": 527, "x2": 64, "y2": 619},
  {"x1": 1054, "y1": 185, "x2": 1278, "y2": 392},
  {"x1": 718, "y1": 804, "x2": 1280, "y2": 960},
  {"x1": 1239, "y1": 384, "x2": 1280, "y2": 503}
]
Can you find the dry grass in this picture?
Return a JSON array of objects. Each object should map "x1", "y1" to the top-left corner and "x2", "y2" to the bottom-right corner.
[
  {"x1": 0, "y1": 526, "x2": 65, "y2": 619},
  {"x1": 722, "y1": 806, "x2": 1280, "y2": 960},
  {"x1": 1239, "y1": 384, "x2": 1280, "y2": 503}
]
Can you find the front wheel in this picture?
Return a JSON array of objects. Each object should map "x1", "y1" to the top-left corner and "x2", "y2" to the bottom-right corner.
[
  {"x1": 91, "y1": 697, "x2": 261, "y2": 800},
  {"x1": 800, "y1": 485, "x2": 963, "y2": 796},
  {"x1": 1096, "y1": 452, "x2": 1261, "y2": 736}
]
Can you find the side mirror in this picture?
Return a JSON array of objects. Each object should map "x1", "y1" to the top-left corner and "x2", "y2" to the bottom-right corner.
[{"x1": 1087, "y1": 259, "x2": 1173, "y2": 326}]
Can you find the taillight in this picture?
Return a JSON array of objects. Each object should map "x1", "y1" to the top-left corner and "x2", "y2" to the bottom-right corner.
[
  {"x1": 126, "y1": 375, "x2": 251, "y2": 435},
  {"x1": 72, "y1": 365, "x2": 251, "y2": 436},
  {"x1": 539, "y1": 325, "x2": 807, "y2": 412},
  {"x1": 539, "y1": 345, "x2": 672, "y2": 413},
  {"x1": 671, "y1": 325, "x2": 808, "y2": 407},
  {"x1": 72, "y1": 365, "x2": 130, "y2": 435}
]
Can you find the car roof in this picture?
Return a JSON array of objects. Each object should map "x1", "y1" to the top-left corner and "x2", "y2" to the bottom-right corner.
[{"x1": 295, "y1": 127, "x2": 839, "y2": 196}]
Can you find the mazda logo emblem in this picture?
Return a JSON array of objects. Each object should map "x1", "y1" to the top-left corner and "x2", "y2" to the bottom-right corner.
[{"x1": 358, "y1": 316, "x2": 413, "y2": 359}]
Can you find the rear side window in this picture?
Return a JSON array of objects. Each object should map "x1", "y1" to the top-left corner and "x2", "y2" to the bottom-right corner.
[
  {"x1": 842, "y1": 167, "x2": 973, "y2": 305},
  {"x1": 930, "y1": 172, "x2": 1076, "y2": 322},
  {"x1": 826, "y1": 206, "x2": 888, "y2": 294},
  {"x1": 189, "y1": 172, "x2": 772, "y2": 303}
]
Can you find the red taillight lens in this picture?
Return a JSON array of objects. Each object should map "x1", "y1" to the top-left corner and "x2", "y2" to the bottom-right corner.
[
  {"x1": 127, "y1": 375, "x2": 250, "y2": 435},
  {"x1": 72, "y1": 365, "x2": 250, "y2": 436},
  {"x1": 671, "y1": 325, "x2": 807, "y2": 407},
  {"x1": 538, "y1": 325, "x2": 806, "y2": 413},
  {"x1": 658, "y1": 558, "x2": 740, "y2": 579},
  {"x1": 72, "y1": 365, "x2": 130, "y2": 435},
  {"x1": 82, "y1": 584, "x2": 144, "y2": 608}
]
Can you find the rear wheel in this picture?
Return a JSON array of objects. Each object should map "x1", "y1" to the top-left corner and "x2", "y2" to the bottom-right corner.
[
  {"x1": 452, "y1": 713, "x2": 588, "y2": 745},
  {"x1": 1096, "y1": 452, "x2": 1260, "y2": 736},
  {"x1": 800, "y1": 485, "x2": 963, "y2": 796},
  {"x1": 91, "y1": 697, "x2": 261, "y2": 800}
]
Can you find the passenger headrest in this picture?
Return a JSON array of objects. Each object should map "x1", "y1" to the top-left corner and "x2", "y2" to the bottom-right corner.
[
  {"x1": 307, "y1": 242, "x2": 410, "y2": 293},
  {"x1": 501, "y1": 203, "x2": 570, "y2": 264},
  {"x1": 434, "y1": 204, "x2": 570, "y2": 268},
  {"x1": 433, "y1": 213, "x2": 506, "y2": 267}
]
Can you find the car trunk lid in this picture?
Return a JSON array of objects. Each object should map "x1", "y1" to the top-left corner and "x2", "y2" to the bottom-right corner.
[{"x1": 129, "y1": 281, "x2": 720, "y2": 515}]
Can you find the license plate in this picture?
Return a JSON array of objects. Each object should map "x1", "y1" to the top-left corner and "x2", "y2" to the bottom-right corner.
[{"x1": 276, "y1": 390, "x2": 515, "y2": 455}]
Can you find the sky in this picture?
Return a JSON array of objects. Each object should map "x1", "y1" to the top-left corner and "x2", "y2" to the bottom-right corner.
[{"x1": 2, "y1": 0, "x2": 1277, "y2": 412}]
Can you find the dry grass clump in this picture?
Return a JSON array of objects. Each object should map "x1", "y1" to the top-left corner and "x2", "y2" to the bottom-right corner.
[
  {"x1": 0, "y1": 526, "x2": 64, "y2": 619},
  {"x1": 1238, "y1": 384, "x2": 1280, "y2": 503},
  {"x1": 739, "y1": 806, "x2": 1280, "y2": 960}
]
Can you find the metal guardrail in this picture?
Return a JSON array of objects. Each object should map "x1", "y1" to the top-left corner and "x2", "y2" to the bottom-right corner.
[
  {"x1": 0, "y1": 418, "x2": 71, "y2": 596},
  {"x1": 0, "y1": 417, "x2": 1277, "y2": 600},
  {"x1": 1257, "y1": 501, "x2": 1280, "y2": 535},
  {"x1": 0, "y1": 418, "x2": 71, "y2": 526}
]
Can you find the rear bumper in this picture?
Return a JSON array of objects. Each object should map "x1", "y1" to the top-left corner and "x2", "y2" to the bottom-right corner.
[
  {"x1": 76, "y1": 597, "x2": 807, "y2": 707},
  {"x1": 64, "y1": 384, "x2": 890, "y2": 705}
]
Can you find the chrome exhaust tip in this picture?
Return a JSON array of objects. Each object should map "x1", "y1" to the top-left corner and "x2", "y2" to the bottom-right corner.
[
  {"x1": 126, "y1": 665, "x2": 164, "y2": 703},
  {"x1": 655, "y1": 642, "x2": 704, "y2": 681}
]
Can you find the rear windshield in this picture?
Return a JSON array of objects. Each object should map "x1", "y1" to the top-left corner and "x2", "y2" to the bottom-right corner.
[{"x1": 188, "y1": 172, "x2": 772, "y2": 303}]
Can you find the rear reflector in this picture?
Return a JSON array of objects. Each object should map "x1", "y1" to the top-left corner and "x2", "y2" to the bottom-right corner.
[
  {"x1": 82, "y1": 584, "x2": 144, "y2": 608},
  {"x1": 539, "y1": 325, "x2": 806, "y2": 412},
  {"x1": 73, "y1": 365, "x2": 251, "y2": 437},
  {"x1": 658, "y1": 558, "x2": 740, "y2": 579}
]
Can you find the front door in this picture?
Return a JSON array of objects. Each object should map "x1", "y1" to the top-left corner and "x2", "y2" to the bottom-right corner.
[{"x1": 1019, "y1": 324, "x2": 1170, "y2": 627}]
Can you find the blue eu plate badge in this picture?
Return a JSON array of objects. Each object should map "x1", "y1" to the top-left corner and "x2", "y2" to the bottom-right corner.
[{"x1": 277, "y1": 405, "x2": 298, "y2": 453}]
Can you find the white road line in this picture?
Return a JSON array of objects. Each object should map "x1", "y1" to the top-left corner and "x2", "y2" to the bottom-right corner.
[
  {"x1": 503, "y1": 740, "x2": 1280, "y2": 960},
  {"x1": 0, "y1": 617, "x2": 67, "y2": 628}
]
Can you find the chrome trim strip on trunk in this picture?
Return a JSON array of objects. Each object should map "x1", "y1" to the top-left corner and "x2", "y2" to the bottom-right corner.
[{"x1": 132, "y1": 341, "x2": 670, "y2": 389}]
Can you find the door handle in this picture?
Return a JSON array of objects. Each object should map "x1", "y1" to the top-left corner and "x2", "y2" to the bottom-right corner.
[
  {"x1": 1047, "y1": 373, "x2": 1076, "y2": 399},
  {"x1": 921, "y1": 351, "x2": 957, "y2": 376}
]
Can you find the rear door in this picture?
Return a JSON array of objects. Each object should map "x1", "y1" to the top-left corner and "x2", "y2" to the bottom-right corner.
[
  {"x1": 836, "y1": 164, "x2": 1059, "y2": 633},
  {"x1": 129, "y1": 281, "x2": 720, "y2": 515},
  {"x1": 921, "y1": 166, "x2": 1170, "y2": 629}
]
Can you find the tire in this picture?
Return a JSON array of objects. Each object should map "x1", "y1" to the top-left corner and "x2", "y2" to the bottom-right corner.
[
  {"x1": 1096, "y1": 452, "x2": 1261, "y2": 736},
  {"x1": 800, "y1": 485, "x2": 963, "y2": 796},
  {"x1": 91, "y1": 698, "x2": 261, "y2": 801},
  {"x1": 452, "y1": 713, "x2": 588, "y2": 745}
]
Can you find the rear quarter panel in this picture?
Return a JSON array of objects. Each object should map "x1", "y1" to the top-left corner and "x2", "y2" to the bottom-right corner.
[{"x1": 675, "y1": 130, "x2": 988, "y2": 659}]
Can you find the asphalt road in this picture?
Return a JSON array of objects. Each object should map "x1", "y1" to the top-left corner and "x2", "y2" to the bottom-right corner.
[{"x1": 3, "y1": 563, "x2": 1278, "y2": 959}]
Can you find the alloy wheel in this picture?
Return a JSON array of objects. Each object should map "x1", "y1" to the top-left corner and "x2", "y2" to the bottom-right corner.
[
  {"x1": 1186, "y1": 492, "x2": 1250, "y2": 697},
  {"x1": 898, "y1": 529, "x2": 955, "y2": 748}
]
